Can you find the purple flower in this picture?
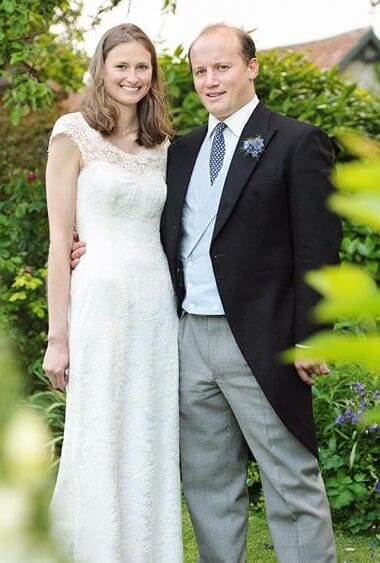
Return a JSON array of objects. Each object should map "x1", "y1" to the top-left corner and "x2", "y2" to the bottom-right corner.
[
  {"x1": 359, "y1": 400, "x2": 368, "y2": 409},
  {"x1": 374, "y1": 481, "x2": 380, "y2": 493},
  {"x1": 335, "y1": 415, "x2": 345, "y2": 425},
  {"x1": 344, "y1": 409, "x2": 353, "y2": 421},
  {"x1": 353, "y1": 382, "x2": 366, "y2": 397},
  {"x1": 368, "y1": 424, "x2": 378, "y2": 433},
  {"x1": 351, "y1": 411, "x2": 362, "y2": 424}
]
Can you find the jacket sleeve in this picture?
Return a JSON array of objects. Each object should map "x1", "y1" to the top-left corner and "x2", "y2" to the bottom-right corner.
[{"x1": 288, "y1": 126, "x2": 342, "y2": 343}]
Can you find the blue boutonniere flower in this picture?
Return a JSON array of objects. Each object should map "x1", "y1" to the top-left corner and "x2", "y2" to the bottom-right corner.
[{"x1": 241, "y1": 135, "x2": 265, "y2": 159}]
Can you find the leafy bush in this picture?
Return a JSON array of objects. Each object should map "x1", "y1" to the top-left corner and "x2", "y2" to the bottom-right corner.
[
  {"x1": 0, "y1": 166, "x2": 48, "y2": 381},
  {"x1": 29, "y1": 366, "x2": 65, "y2": 464},
  {"x1": 248, "y1": 365, "x2": 379, "y2": 534},
  {"x1": 314, "y1": 366, "x2": 379, "y2": 534},
  {"x1": 286, "y1": 133, "x2": 380, "y2": 533},
  {"x1": 340, "y1": 222, "x2": 380, "y2": 283},
  {"x1": 255, "y1": 51, "x2": 380, "y2": 140},
  {"x1": 0, "y1": 0, "x2": 88, "y2": 124}
]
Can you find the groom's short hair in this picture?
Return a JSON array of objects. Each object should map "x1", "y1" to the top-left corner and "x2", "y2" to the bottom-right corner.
[{"x1": 188, "y1": 24, "x2": 256, "y2": 68}]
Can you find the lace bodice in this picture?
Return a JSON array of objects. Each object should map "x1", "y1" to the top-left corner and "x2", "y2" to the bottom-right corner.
[
  {"x1": 49, "y1": 112, "x2": 170, "y2": 260},
  {"x1": 49, "y1": 111, "x2": 169, "y2": 175}
]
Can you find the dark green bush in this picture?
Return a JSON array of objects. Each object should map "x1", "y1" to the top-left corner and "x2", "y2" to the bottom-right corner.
[
  {"x1": 313, "y1": 366, "x2": 379, "y2": 534},
  {"x1": 0, "y1": 108, "x2": 55, "y2": 381}
]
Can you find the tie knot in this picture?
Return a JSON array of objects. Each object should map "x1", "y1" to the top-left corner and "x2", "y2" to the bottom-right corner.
[{"x1": 214, "y1": 122, "x2": 227, "y2": 136}]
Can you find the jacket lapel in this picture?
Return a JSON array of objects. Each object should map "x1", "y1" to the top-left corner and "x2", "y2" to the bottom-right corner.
[
  {"x1": 168, "y1": 125, "x2": 207, "y2": 246},
  {"x1": 212, "y1": 103, "x2": 277, "y2": 241}
]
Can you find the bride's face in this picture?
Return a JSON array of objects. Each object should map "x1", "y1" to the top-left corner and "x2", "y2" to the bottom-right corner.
[{"x1": 103, "y1": 41, "x2": 153, "y2": 108}]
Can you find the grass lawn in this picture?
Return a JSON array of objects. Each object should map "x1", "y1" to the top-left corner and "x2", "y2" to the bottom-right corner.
[{"x1": 182, "y1": 503, "x2": 379, "y2": 562}]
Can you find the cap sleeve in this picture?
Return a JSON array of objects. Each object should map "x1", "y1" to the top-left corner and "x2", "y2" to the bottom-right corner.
[{"x1": 48, "y1": 112, "x2": 87, "y2": 159}]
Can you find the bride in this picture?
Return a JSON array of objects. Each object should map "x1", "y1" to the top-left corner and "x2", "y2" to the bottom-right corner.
[{"x1": 43, "y1": 23, "x2": 183, "y2": 562}]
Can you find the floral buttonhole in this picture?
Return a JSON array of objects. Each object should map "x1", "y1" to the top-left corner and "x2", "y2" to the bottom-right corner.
[{"x1": 241, "y1": 135, "x2": 265, "y2": 159}]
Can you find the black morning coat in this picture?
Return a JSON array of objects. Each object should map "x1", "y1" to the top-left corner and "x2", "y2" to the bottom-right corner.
[{"x1": 161, "y1": 102, "x2": 342, "y2": 457}]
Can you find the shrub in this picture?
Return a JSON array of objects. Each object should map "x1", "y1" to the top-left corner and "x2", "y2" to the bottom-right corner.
[{"x1": 314, "y1": 365, "x2": 379, "y2": 534}]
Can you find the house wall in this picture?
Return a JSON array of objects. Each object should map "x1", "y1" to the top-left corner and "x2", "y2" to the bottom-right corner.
[{"x1": 341, "y1": 60, "x2": 380, "y2": 96}]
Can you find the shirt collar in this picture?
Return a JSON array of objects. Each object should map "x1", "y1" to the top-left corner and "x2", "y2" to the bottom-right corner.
[{"x1": 207, "y1": 95, "x2": 260, "y2": 139}]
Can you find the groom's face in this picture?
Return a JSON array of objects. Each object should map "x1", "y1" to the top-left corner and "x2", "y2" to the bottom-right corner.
[{"x1": 190, "y1": 30, "x2": 258, "y2": 121}]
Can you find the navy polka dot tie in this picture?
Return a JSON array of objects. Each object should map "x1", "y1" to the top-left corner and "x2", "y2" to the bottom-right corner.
[{"x1": 209, "y1": 122, "x2": 227, "y2": 185}]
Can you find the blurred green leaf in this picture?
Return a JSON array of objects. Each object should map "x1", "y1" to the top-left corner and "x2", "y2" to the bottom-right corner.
[
  {"x1": 334, "y1": 161, "x2": 380, "y2": 194},
  {"x1": 338, "y1": 130, "x2": 380, "y2": 160},
  {"x1": 306, "y1": 264, "x2": 380, "y2": 321},
  {"x1": 330, "y1": 193, "x2": 380, "y2": 232},
  {"x1": 284, "y1": 332, "x2": 380, "y2": 371}
]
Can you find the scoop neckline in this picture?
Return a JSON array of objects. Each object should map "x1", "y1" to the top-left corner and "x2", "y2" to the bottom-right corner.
[
  {"x1": 102, "y1": 135, "x2": 147, "y2": 158},
  {"x1": 77, "y1": 112, "x2": 148, "y2": 158}
]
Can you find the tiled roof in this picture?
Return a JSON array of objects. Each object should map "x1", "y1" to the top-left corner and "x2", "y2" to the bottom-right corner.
[{"x1": 265, "y1": 28, "x2": 377, "y2": 70}]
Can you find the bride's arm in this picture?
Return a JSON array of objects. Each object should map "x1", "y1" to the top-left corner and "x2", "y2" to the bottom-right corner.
[{"x1": 43, "y1": 135, "x2": 80, "y2": 390}]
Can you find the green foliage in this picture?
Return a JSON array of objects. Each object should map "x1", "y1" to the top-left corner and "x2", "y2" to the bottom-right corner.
[
  {"x1": 248, "y1": 367, "x2": 379, "y2": 535},
  {"x1": 307, "y1": 264, "x2": 380, "y2": 324},
  {"x1": 313, "y1": 367, "x2": 379, "y2": 534},
  {"x1": 160, "y1": 46, "x2": 208, "y2": 133},
  {"x1": 183, "y1": 501, "x2": 380, "y2": 561},
  {"x1": 0, "y1": 0, "x2": 176, "y2": 124},
  {"x1": 29, "y1": 367, "x2": 65, "y2": 463},
  {"x1": 255, "y1": 55, "x2": 380, "y2": 280},
  {"x1": 375, "y1": 61, "x2": 380, "y2": 83},
  {"x1": 1, "y1": 73, "x2": 54, "y2": 126},
  {"x1": 255, "y1": 51, "x2": 380, "y2": 140},
  {"x1": 0, "y1": 333, "x2": 64, "y2": 561},
  {"x1": 340, "y1": 223, "x2": 380, "y2": 283},
  {"x1": 247, "y1": 461, "x2": 264, "y2": 512},
  {"x1": 0, "y1": 104, "x2": 59, "y2": 384},
  {"x1": 0, "y1": 123, "x2": 50, "y2": 379},
  {"x1": 0, "y1": 0, "x2": 88, "y2": 123},
  {"x1": 287, "y1": 136, "x2": 380, "y2": 393},
  {"x1": 283, "y1": 133, "x2": 380, "y2": 534},
  {"x1": 161, "y1": 0, "x2": 178, "y2": 13}
]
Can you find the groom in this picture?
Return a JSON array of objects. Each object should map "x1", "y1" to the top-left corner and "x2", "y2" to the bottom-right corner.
[{"x1": 161, "y1": 24, "x2": 341, "y2": 563}]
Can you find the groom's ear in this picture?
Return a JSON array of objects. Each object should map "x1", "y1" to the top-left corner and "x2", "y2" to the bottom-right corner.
[{"x1": 248, "y1": 58, "x2": 259, "y2": 81}]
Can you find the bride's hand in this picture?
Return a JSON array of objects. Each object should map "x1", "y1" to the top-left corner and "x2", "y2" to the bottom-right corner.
[
  {"x1": 43, "y1": 339, "x2": 70, "y2": 390},
  {"x1": 71, "y1": 231, "x2": 86, "y2": 270}
]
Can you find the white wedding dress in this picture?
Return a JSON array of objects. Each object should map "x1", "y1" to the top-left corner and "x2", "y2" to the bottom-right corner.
[{"x1": 49, "y1": 112, "x2": 183, "y2": 562}]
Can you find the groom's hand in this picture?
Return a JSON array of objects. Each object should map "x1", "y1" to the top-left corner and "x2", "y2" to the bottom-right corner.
[
  {"x1": 71, "y1": 231, "x2": 86, "y2": 270},
  {"x1": 294, "y1": 357, "x2": 329, "y2": 386}
]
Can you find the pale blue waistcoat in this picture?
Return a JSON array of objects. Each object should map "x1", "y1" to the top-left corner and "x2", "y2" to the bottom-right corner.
[
  {"x1": 181, "y1": 96, "x2": 260, "y2": 315},
  {"x1": 181, "y1": 130, "x2": 233, "y2": 315}
]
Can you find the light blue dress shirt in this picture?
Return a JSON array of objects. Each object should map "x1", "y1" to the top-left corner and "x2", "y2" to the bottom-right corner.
[{"x1": 181, "y1": 95, "x2": 259, "y2": 315}]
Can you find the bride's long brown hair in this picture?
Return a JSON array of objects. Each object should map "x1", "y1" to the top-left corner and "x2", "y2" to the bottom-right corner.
[{"x1": 81, "y1": 23, "x2": 173, "y2": 147}]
